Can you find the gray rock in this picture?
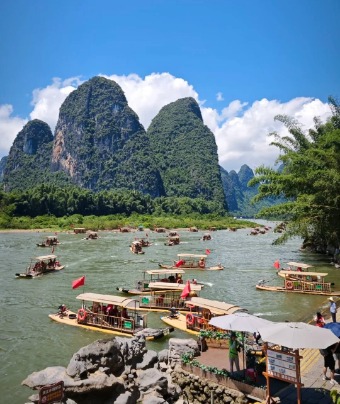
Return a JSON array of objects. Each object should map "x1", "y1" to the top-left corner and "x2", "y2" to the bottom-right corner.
[
  {"x1": 138, "y1": 368, "x2": 168, "y2": 395},
  {"x1": 158, "y1": 349, "x2": 169, "y2": 363},
  {"x1": 168, "y1": 338, "x2": 199, "y2": 362},
  {"x1": 22, "y1": 366, "x2": 71, "y2": 388},
  {"x1": 137, "y1": 350, "x2": 158, "y2": 370}
]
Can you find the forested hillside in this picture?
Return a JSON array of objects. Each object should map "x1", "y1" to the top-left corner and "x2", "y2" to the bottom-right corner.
[{"x1": 0, "y1": 76, "x2": 281, "y2": 218}]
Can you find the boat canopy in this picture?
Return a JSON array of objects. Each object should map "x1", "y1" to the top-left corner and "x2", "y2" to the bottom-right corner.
[
  {"x1": 185, "y1": 297, "x2": 246, "y2": 315},
  {"x1": 280, "y1": 270, "x2": 327, "y2": 277},
  {"x1": 34, "y1": 254, "x2": 58, "y2": 261},
  {"x1": 46, "y1": 236, "x2": 58, "y2": 239},
  {"x1": 76, "y1": 293, "x2": 139, "y2": 308},
  {"x1": 145, "y1": 269, "x2": 185, "y2": 275},
  {"x1": 177, "y1": 254, "x2": 207, "y2": 259},
  {"x1": 286, "y1": 262, "x2": 313, "y2": 269},
  {"x1": 148, "y1": 282, "x2": 203, "y2": 291}
]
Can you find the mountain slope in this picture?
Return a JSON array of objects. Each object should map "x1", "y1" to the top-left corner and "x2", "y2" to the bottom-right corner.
[
  {"x1": 147, "y1": 97, "x2": 226, "y2": 209},
  {"x1": 51, "y1": 76, "x2": 164, "y2": 196},
  {"x1": 3, "y1": 120, "x2": 54, "y2": 191}
]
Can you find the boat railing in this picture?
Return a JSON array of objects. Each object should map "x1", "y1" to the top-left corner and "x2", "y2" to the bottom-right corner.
[
  {"x1": 139, "y1": 295, "x2": 187, "y2": 309},
  {"x1": 286, "y1": 280, "x2": 332, "y2": 293},
  {"x1": 85, "y1": 312, "x2": 138, "y2": 333}
]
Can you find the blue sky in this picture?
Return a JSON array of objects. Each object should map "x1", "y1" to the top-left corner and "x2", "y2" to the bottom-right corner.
[{"x1": 0, "y1": 0, "x2": 339, "y2": 171}]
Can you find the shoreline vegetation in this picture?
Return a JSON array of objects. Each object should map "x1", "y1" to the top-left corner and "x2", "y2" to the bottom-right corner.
[{"x1": 0, "y1": 214, "x2": 260, "y2": 233}]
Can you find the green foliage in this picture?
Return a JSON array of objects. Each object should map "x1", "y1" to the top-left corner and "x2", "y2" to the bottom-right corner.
[
  {"x1": 147, "y1": 97, "x2": 227, "y2": 211},
  {"x1": 199, "y1": 330, "x2": 230, "y2": 340},
  {"x1": 249, "y1": 97, "x2": 340, "y2": 250}
]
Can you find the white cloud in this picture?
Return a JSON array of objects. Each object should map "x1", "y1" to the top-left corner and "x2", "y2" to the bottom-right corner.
[
  {"x1": 30, "y1": 77, "x2": 81, "y2": 131},
  {"x1": 216, "y1": 92, "x2": 224, "y2": 101},
  {"x1": 103, "y1": 72, "x2": 198, "y2": 129},
  {"x1": 207, "y1": 97, "x2": 332, "y2": 172},
  {"x1": 0, "y1": 105, "x2": 27, "y2": 157},
  {"x1": 0, "y1": 73, "x2": 333, "y2": 175}
]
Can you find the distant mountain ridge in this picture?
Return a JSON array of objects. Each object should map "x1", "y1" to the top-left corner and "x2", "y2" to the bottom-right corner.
[{"x1": 1, "y1": 76, "x2": 265, "y2": 215}]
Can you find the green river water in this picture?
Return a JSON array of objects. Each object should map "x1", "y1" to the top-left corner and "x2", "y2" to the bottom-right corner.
[{"x1": 1, "y1": 220, "x2": 338, "y2": 403}]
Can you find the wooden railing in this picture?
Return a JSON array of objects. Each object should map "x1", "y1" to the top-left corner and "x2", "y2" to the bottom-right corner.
[
  {"x1": 285, "y1": 280, "x2": 331, "y2": 293},
  {"x1": 84, "y1": 312, "x2": 137, "y2": 333}
]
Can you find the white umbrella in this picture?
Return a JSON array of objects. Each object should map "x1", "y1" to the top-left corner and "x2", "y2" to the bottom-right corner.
[
  {"x1": 209, "y1": 312, "x2": 273, "y2": 333},
  {"x1": 257, "y1": 321, "x2": 340, "y2": 350}
]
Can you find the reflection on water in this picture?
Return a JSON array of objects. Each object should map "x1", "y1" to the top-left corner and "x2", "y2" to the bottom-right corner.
[{"x1": 0, "y1": 221, "x2": 338, "y2": 403}]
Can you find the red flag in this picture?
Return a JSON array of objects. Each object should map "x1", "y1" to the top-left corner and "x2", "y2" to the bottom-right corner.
[
  {"x1": 175, "y1": 259, "x2": 184, "y2": 268},
  {"x1": 205, "y1": 249, "x2": 211, "y2": 255},
  {"x1": 72, "y1": 276, "x2": 85, "y2": 289},
  {"x1": 181, "y1": 280, "x2": 191, "y2": 299},
  {"x1": 273, "y1": 260, "x2": 280, "y2": 269}
]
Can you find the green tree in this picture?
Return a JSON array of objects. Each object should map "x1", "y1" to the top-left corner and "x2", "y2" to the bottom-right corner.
[{"x1": 249, "y1": 97, "x2": 340, "y2": 251}]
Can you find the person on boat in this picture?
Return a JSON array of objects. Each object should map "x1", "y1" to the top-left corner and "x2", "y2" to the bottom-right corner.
[
  {"x1": 176, "y1": 274, "x2": 183, "y2": 284},
  {"x1": 168, "y1": 275, "x2": 176, "y2": 283},
  {"x1": 58, "y1": 304, "x2": 67, "y2": 317},
  {"x1": 314, "y1": 312, "x2": 325, "y2": 327},
  {"x1": 169, "y1": 306, "x2": 179, "y2": 318},
  {"x1": 121, "y1": 308, "x2": 129, "y2": 319},
  {"x1": 199, "y1": 258, "x2": 205, "y2": 268},
  {"x1": 229, "y1": 333, "x2": 241, "y2": 374},
  {"x1": 192, "y1": 278, "x2": 197, "y2": 284}
]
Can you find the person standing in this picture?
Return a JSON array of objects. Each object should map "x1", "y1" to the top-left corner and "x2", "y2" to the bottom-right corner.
[
  {"x1": 320, "y1": 343, "x2": 339, "y2": 385},
  {"x1": 229, "y1": 333, "x2": 240, "y2": 373},
  {"x1": 329, "y1": 297, "x2": 337, "y2": 322}
]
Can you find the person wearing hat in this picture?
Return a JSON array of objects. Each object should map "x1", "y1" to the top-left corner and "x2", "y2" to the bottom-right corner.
[{"x1": 329, "y1": 297, "x2": 337, "y2": 322}]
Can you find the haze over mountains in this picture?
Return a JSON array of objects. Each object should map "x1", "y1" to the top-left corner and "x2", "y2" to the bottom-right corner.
[{"x1": 0, "y1": 76, "x2": 262, "y2": 216}]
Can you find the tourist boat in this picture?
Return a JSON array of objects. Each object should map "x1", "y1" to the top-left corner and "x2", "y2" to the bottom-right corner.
[
  {"x1": 36, "y1": 235, "x2": 60, "y2": 247},
  {"x1": 164, "y1": 235, "x2": 180, "y2": 246},
  {"x1": 15, "y1": 254, "x2": 65, "y2": 278},
  {"x1": 130, "y1": 240, "x2": 145, "y2": 254},
  {"x1": 48, "y1": 293, "x2": 174, "y2": 340},
  {"x1": 84, "y1": 231, "x2": 98, "y2": 240},
  {"x1": 73, "y1": 227, "x2": 86, "y2": 234},
  {"x1": 256, "y1": 271, "x2": 340, "y2": 296},
  {"x1": 154, "y1": 227, "x2": 166, "y2": 233},
  {"x1": 159, "y1": 253, "x2": 224, "y2": 271},
  {"x1": 135, "y1": 283, "x2": 203, "y2": 312},
  {"x1": 160, "y1": 296, "x2": 247, "y2": 335},
  {"x1": 277, "y1": 261, "x2": 313, "y2": 279},
  {"x1": 116, "y1": 269, "x2": 203, "y2": 295},
  {"x1": 137, "y1": 237, "x2": 152, "y2": 247}
]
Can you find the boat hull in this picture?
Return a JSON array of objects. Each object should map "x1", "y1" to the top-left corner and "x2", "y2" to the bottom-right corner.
[
  {"x1": 15, "y1": 266, "x2": 65, "y2": 278},
  {"x1": 48, "y1": 311, "x2": 173, "y2": 340},
  {"x1": 158, "y1": 264, "x2": 223, "y2": 271},
  {"x1": 256, "y1": 284, "x2": 340, "y2": 296},
  {"x1": 160, "y1": 313, "x2": 199, "y2": 335}
]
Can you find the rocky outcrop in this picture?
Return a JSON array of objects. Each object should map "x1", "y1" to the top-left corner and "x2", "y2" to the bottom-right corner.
[
  {"x1": 51, "y1": 76, "x2": 164, "y2": 196},
  {"x1": 147, "y1": 97, "x2": 227, "y2": 210},
  {"x1": 3, "y1": 119, "x2": 54, "y2": 191},
  {"x1": 22, "y1": 336, "x2": 250, "y2": 404}
]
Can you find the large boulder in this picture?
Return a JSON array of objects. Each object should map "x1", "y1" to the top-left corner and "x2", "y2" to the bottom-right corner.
[
  {"x1": 66, "y1": 336, "x2": 146, "y2": 379},
  {"x1": 168, "y1": 338, "x2": 200, "y2": 364}
]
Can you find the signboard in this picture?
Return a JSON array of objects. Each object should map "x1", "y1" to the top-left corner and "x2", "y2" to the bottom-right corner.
[
  {"x1": 39, "y1": 381, "x2": 64, "y2": 404},
  {"x1": 266, "y1": 348, "x2": 298, "y2": 383}
]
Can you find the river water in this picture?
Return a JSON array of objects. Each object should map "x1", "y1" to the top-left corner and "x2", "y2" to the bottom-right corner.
[{"x1": 1, "y1": 221, "x2": 339, "y2": 403}]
